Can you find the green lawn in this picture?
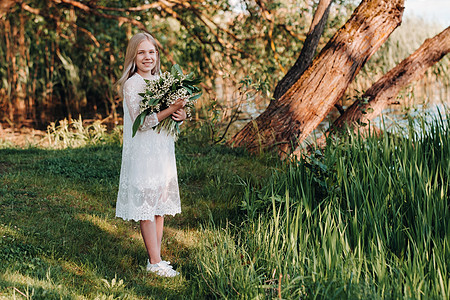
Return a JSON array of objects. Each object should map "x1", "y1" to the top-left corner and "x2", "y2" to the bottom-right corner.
[
  {"x1": 0, "y1": 114, "x2": 449, "y2": 299},
  {"x1": 0, "y1": 135, "x2": 276, "y2": 299}
]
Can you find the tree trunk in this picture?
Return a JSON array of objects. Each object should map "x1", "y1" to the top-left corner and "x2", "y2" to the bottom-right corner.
[
  {"x1": 229, "y1": 0, "x2": 404, "y2": 156},
  {"x1": 15, "y1": 11, "x2": 28, "y2": 125},
  {"x1": 3, "y1": 18, "x2": 14, "y2": 123},
  {"x1": 329, "y1": 26, "x2": 450, "y2": 133},
  {"x1": 273, "y1": 0, "x2": 333, "y2": 100}
]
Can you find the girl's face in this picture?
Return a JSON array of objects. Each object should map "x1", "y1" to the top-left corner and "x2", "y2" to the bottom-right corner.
[{"x1": 135, "y1": 39, "x2": 157, "y2": 76}]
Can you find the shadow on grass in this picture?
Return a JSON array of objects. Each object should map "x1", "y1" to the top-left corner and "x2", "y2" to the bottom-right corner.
[
  {"x1": 0, "y1": 183, "x2": 190, "y2": 298},
  {"x1": 0, "y1": 143, "x2": 277, "y2": 298}
]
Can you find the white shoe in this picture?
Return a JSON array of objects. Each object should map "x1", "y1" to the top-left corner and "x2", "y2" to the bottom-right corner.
[
  {"x1": 147, "y1": 260, "x2": 179, "y2": 277},
  {"x1": 146, "y1": 259, "x2": 171, "y2": 270}
]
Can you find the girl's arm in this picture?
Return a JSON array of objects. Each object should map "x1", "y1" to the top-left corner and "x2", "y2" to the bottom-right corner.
[
  {"x1": 156, "y1": 99, "x2": 186, "y2": 122},
  {"x1": 124, "y1": 80, "x2": 159, "y2": 131},
  {"x1": 124, "y1": 78, "x2": 186, "y2": 131}
]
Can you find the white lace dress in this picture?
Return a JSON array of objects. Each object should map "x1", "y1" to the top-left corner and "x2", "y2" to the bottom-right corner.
[{"x1": 116, "y1": 73, "x2": 181, "y2": 222}]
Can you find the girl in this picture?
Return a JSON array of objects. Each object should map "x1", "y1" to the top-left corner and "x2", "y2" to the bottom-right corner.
[{"x1": 115, "y1": 32, "x2": 186, "y2": 277}]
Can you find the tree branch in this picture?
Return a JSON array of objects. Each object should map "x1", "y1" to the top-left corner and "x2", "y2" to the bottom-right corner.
[
  {"x1": 0, "y1": 0, "x2": 18, "y2": 18},
  {"x1": 329, "y1": 26, "x2": 450, "y2": 133},
  {"x1": 272, "y1": 0, "x2": 333, "y2": 100},
  {"x1": 49, "y1": 0, "x2": 176, "y2": 64},
  {"x1": 228, "y1": 0, "x2": 405, "y2": 156},
  {"x1": 21, "y1": 3, "x2": 100, "y2": 47}
]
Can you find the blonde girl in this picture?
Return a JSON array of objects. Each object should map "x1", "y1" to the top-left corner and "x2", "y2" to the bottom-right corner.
[{"x1": 115, "y1": 32, "x2": 186, "y2": 277}]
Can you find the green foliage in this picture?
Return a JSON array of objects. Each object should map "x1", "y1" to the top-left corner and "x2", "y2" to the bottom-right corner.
[
  {"x1": 193, "y1": 112, "x2": 450, "y2": 299},
  {"x1": 0, "y1": 0, "x2": 354, "y2": 126}
]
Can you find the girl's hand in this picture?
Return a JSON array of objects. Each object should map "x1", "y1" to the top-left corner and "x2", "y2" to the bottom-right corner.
[
  {"x1": 156, "y1": 99, "x2": 187, "y2": 123},
  {"x1": 172, "y1": 108, "x2": 187, "y2": 121},
  {"x1": 170, "y1": 98, "x2": 187, "y2": 111}
]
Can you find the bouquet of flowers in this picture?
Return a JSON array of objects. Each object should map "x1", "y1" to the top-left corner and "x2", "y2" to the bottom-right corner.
[{"x1": 132, "y1": 64, "x2": 202, "y2": 139}]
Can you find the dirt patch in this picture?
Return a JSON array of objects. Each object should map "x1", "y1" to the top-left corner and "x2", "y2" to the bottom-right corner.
[{"x1": 0, "y1": 125, "x2": 48, "y2": 148}]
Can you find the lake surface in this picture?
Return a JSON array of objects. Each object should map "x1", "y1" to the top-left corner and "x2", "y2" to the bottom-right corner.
[{"x1": 231, "y1": 81, "x2": 449, "y2": 143}]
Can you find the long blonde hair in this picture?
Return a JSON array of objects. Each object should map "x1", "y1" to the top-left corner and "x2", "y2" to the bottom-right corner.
[{"x1": 116, "y1": 32, "x2": 161, "y2": 98}]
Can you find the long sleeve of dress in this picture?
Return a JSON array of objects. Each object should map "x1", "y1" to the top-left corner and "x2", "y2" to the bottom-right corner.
[{"x1": 123, "y1": 78, "x2": 159, "y2": 131}]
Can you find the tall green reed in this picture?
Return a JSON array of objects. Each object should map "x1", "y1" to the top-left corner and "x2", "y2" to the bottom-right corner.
[{"x1": 194, "y1": 113, "x2": 449, "y2": 299}]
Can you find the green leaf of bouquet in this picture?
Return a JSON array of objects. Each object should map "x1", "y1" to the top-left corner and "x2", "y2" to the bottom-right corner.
[
  {"x1": 171, "y1": 64, "x2": 183, "y2": 80},
  {"x1": 182, "y1": 85, "x2": 193, "y2": 94},
  {"x1": 148, "y1": 98, "x2": 159, "y2": 106},
  {"x1": 132, "y1": 111, "x2": 147, "y2": 137},
  {"x1": 184, "y1": 84, "x2": 201, "y2": 94},
  {"x1": 189, "y1": 93, "x2": 202, "y2": 101},
  {"x1": 171, "y1": 65, "x2": 177, "y2": 77},
  {"x1": 183, "y1": 78, "x2": 202, "y2": 85},
  {"x1": 190, "y1": 85, "x2": 201, "y2": 93},
  {"x1": 173, "y1": 64, "x2": 184, "y2": 75},
  {"x1": 185, "y1": 73, "x2": 193, "y2": 80}
]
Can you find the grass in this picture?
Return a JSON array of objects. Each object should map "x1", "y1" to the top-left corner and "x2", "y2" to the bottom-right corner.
[
  {"x1": 0, "y1": 112, "x2": 449, "y2": 299},
  {"x1": 0, "y1": 128, "x2": 277, "y2": 299},
  {"x1": 193, "y1": 114, "x2": 449, "y2": 299}
]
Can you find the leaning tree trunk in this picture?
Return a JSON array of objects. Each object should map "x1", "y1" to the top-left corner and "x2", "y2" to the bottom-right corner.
[
  {"x1": 229, "y1": 0, "x2": 404, "y2": 156},
  {"x1": 272, "y1": 0, "x2": 333, "y2": 100},
  {"x1": 329, "y1": 26, "x2": 450, "y2": 133}
]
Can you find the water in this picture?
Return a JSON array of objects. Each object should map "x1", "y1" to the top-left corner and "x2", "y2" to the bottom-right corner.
[{"x1": 230, "y1": 82, "x2": 449, "y2": 144}]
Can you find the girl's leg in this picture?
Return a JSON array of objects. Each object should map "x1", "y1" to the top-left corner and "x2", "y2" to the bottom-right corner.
[
  {"x1": 140, "y1": 220, "x2": 161, "y2": 264},
  {"x1": 155, "y1": 215, "x2": 164, "y2": 251}
]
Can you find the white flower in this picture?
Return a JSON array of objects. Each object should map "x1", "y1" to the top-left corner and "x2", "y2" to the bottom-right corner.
[{"x1": 133, "y1": 65, "x2": 201, "y2": 139}]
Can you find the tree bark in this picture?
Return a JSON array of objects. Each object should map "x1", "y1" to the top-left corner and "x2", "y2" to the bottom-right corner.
[
  {"x1": 229, "y1": 0, "x2": 404, "y2": 156},
  {"x1": 329, "y1": 26, "x2": 450, "y2": 133},
  {"x1": 273, "y1": 0, "x2": 333, "y2": 100},
  {"x1": 15, "y1": 11, "x2": 28, "y2": 125},
  {"x1": 0, "y1": 0, "x2": 17, "y2": 18}
]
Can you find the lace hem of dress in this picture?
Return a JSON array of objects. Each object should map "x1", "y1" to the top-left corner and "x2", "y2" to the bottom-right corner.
[
  {"x1": 115, "y1": 210, "x2": 181, "y2": 222},
  {"x1": 115, "y1": 188, "x2": 181, "y2": 222}
]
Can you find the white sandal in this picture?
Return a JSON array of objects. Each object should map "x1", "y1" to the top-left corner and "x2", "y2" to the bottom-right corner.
[{"x1": 147, "y1": 260, "x2": 179, "y2": 277}]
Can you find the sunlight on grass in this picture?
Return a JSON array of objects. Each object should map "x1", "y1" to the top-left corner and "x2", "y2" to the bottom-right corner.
[
  {"x1": 60, "y1": 260, "x2": 85, "y2": 277},
  {"x1": 165, "y1": 227, "x2": 200, "y2": 249},
  {"x1": 77, "y1": 214, "x2": 118, "y2": 235},
  {"x1": 0, "y1": 224, "x2": 18, "y2": 238},
  {"x1": 0, "y1": 269, "x2": 82, "y2": 299}
]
